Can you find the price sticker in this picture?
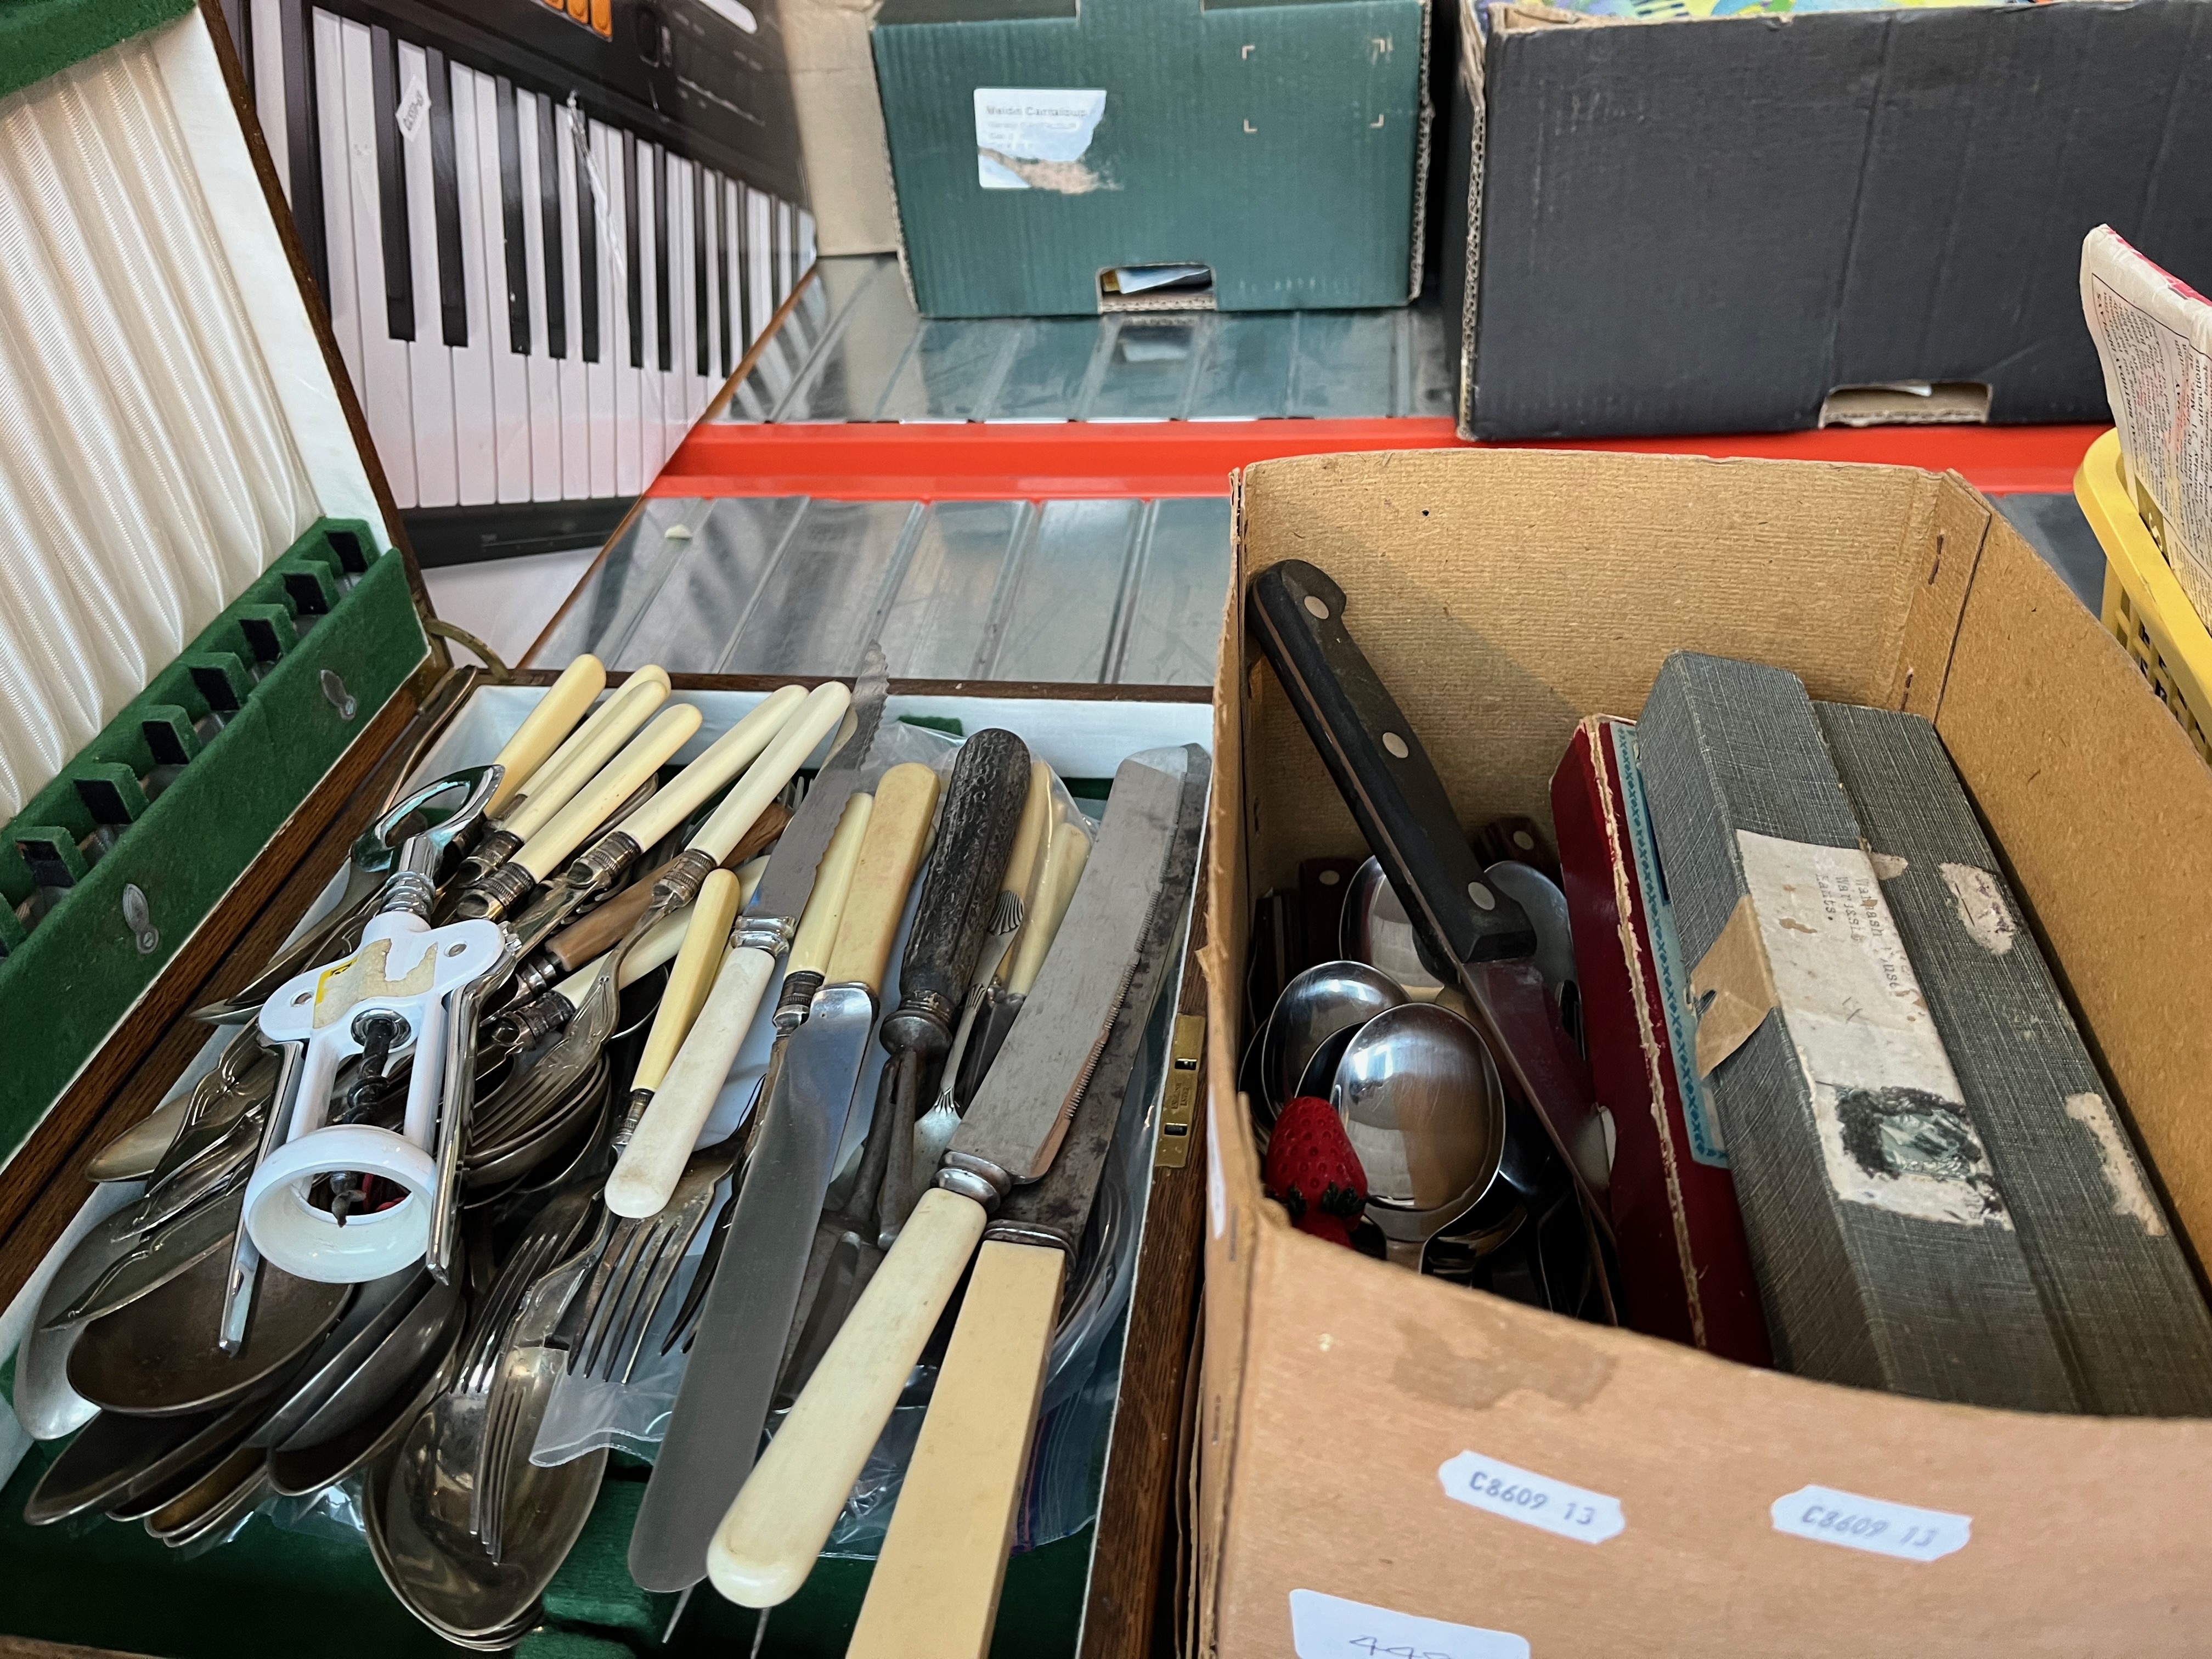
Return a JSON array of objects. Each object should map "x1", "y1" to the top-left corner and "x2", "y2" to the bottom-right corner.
[
  {"x1": 395, "y1": 75, "x2": 430, "y2": 142},
  {"x1": 1770, "y1": 1485, "x2": 1971, "y2": 1562},
  {"x1": 1437, "y1": 1451, "x2": 1626, "y2": 1544},
  {"x1": 1289, "y1": 1589, "x2": 1528, "y2": 1659}
]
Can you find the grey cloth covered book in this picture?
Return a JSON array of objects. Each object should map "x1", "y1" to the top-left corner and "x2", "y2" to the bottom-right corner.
[
  {"x1": 1816, "y1": 699, "x2": 2212, "y2": 1417},
  {"x1": 1636, "y1": 652, "x2": 2078, "y2": 1410}
]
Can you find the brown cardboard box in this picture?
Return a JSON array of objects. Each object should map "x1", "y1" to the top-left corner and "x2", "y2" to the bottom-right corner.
[
  {"x1": 783, "y1": 0, "x2": 900, "y2": 256},
  {"x1": 1198, "y1": 447, "x2": 2212, "y2": 1655}
]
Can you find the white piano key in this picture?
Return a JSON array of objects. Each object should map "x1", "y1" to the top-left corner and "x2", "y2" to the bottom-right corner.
[
  {"x1": 613, "y1": 133, "x2": 642, "y2": 498},
  {"x1": 663, "y1": 153, "x2": 690, "y2": 469},
  {"x1": 636, "y1": 140, "x2": 664, "y2": 486},
  {"x1": 515, "y1": 89, "x2": 560, "y2": 503},
  {"x1": 398, "y1": 41, "x2": 458, "y2": 507},
  {"x1": 448, "y1": 65, "x2": 496, "y2": 505},
  {"x1": 798, "y1": 207, "x2": 815, "y2": 273},
  {"x1": 340, "y1": 18, "x2": 415, "y2": 507},
  {"x1": 746, "y1": 185, "x2": 771, "y2": 353},
  {"x1": 586, "y1": 119, "x2": 617, "y2": 499},
  {"x1": 477, "y1": 72, "x2": 531, "y2": 503},
  {"x1": 556, "y1": 103, "x2": 588, "y2": 499},
  {"x1": 312, "y1": 9, "x2": 360, "y2": 389},
  {"x1": 251, "y1": 0, "x2": 287, "y2": 195}
]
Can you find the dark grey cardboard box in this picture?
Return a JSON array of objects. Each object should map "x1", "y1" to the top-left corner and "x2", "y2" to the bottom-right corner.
[
  {"x1": 871, "y1": 0, "x2": 1431, "y2": 318},
  {"x1": 1442, "y1": 0, "x2": 2212, "y2": 439}
]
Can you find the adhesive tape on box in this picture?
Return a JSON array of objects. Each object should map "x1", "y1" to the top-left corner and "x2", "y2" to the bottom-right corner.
[{"x1": 244, "y1": 1124, "x2": 436, "y2": 1283}]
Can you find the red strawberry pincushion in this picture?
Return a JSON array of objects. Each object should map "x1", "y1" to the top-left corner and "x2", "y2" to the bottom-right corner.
[{"x1": 1265, "y1": 1096, "x2": 1369, "y2": 1248}]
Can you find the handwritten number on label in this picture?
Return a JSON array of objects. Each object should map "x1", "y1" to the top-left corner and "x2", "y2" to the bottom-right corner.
[{"x1": 1348, "y1": 1640, "x2": 1456, "y2": 1659}]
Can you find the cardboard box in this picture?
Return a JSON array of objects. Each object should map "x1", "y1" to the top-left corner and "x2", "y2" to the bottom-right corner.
[
  {"x1": 785, "y1": 0, "x2": 902, "y2": 255},
  {"x1": 1441, "y1": 0, "x2": 2212, "y2": 439},
  {"x1": 1201, "y1": 445, "x2": 2212, "y2": 1655},
  {"x1": 871, "y1": 0, "x2": 1431, "y2": 318}
]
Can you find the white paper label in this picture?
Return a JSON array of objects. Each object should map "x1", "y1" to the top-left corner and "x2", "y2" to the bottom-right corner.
[
  {"x1": 1938, "y1": 862, "x2": 2018, "y2": 956},
  {"x1": 2066, "y1": 1091, "x2": 2167, "y2": 1236},
  {"x1": 1289, "y1": 1589, "x2": 1530, "y2": 1659},
  {"x1": 974, "y1": 88, "x2": 1107, "y2": 191},
  {"x1": 1206, "y1": 1099, "x2": 1226, "y2": 1239},
  {"x1": 1770, "y1": 1485, "x2": 1972, "y2": 1562},
  {"x1": 1736, "y1": 832, "x2": 2005, "y2": 1228},
  {"x1": 395, "y1": 74, "x2": 430, "y2": 142},
  {"x1": 1437, "y1": 1451, "x2": 1625, "y2": 1544}
]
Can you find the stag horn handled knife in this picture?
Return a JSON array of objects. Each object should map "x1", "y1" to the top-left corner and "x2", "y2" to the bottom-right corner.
[
  {"x1": 868, "y1": 730, "x2": 1033, "y2": 1245},
  {"x1": 458, "y1": 667, "x2": 671, "y2": 887},
  {"x1": 845, "y1": 753, "x2": 1206, "y2": 1659},
  {"x1": 1245, "y1": 559, "x2": 1615, "y2": 1238},
  {"x1": 497, "y1": 685, "x2": 810, "y2": 952},
  {"x1": 628, "y1": 756, "x2": 939, "y2": 1593},
  {"x1": 703, "y1": 743, "x2": 1206, "y2": 1611}
]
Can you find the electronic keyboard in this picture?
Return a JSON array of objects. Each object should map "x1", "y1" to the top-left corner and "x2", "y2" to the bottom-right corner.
[{"x1": 216, "y1": 0, "x2": 811, "y2": 562}]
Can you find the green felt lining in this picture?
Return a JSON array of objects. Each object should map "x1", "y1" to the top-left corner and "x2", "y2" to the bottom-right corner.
[
  {"x1": 0, "y1": 0, "x2": 197, "y2": 104},
  {"x1": 0, "y1": 520, "x2": 427, "y2": 1170}
]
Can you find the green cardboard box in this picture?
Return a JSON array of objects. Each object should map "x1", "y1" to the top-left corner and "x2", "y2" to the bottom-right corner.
[{"x1": 872, "y1": 0, "x2": 1430, "y2": 317}]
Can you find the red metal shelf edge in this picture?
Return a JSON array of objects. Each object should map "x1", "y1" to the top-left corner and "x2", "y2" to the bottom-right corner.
[{"x1": 651, "y1": 416, "x2": 2108, "y2": 501}]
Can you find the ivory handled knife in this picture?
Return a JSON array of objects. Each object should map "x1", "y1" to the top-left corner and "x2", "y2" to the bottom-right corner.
[
  {"x1": 703, "y1": 744, "x2": 1206, "y2": 1610},
  {"x1": 488, "y1": 683, "x2": 812, "y2": 941},
  {"x1": 606, "y1": 793, "x2": 871, "y2": 1218},
  {"x1": 956, "y1": 818, "x2": 1093, "y2": 1105},
  {"x1": 458, "y1": 701, "x2": 702, "y2": 921},
  {"x1": 620, "y1": 868, "x2": 746, "y2": 1139},
  {"x1": 483, "y1": 653, "x2": 606, "y2": 817},
  {"x1": 461, "y1": 667, "x2": 671, "y2": 884},
  {"x1": 627, "y1": 751, "x2": 939, "y2": 1593}
]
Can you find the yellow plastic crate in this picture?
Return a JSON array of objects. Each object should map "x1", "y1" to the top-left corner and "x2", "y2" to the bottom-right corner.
[{"x1": 2075, "y1": 427, "x2": 2212, "y2": 764}]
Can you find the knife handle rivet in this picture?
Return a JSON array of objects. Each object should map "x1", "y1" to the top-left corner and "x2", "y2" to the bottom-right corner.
[
  {"x1": 1469, "y1": 881, "x2": 1496, "y2": 911},
  {"x1": 1303, "y1": 595, "x2": 1330, "y2": 620},
  {"x1": 1383, "y1": 731, "x2": 1410, "y2": 759}
]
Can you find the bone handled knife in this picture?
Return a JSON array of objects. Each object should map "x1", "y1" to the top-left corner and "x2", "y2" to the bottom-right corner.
[
  {"x1": 460, "y1": 667, "x2": 671, "y2": 884},
  {"x1": 846, "y1": 753, "x2": 1206, "y2": 1659},
  {"x1": 483, "y1": 653, "x2": 606, "y2": 817},
  {"x1": 493, "y1": 684, "x2": 811, "y2": 950},
  {"x1": 458, "y1": 699, "x2": 703, "y2": 921},
  {"x1": 703, "y1": 744, "x2": 1205, "y2": 1610},
  {"x1": 618, "y1": 867, "x2": 745, "y2": 1145},
  {"x1": 606, "y1": 793, "x2": 871, "y2": 1219},
  {"x1": 1246, "y1": 559, "x2": 1613, "y2": 1241},
  {"x1": 628, "y1": 755, "x2": 939, "y2": 1592}
]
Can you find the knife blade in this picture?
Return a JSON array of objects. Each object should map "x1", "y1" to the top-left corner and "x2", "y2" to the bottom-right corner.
[
  {"x1": 1245, "y1": 558, "x2": 1616, "y2": 1245},
  {"x1": 703, "y1": 743, "x2": 1205, "y2": 1610},
  {"x1": 627, "y1": 755, "x2": 940, "y2": 1593},
  {"x1": 844, "y1": 750, "x2": 1206, "y2": 1659},
  {"x1": 955, "y1": 817, "x2": 1091, "y2": 1115}
]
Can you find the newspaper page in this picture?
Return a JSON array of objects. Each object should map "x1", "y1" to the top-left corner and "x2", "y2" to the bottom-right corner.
[{"x1": 2081, "y1": 225, "x2": 2212, "y2": 629}]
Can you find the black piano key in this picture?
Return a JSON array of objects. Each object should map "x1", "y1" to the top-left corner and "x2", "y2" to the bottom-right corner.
[
  {"x1": 370, "y1": 25, "x2": 413, "y2": 343},
  {"x1": 653, "y1": 144, "x2": 670, "y2": 374},
  {"x1": 575, "y1": 114, "x2": 599, "y2": 364},
  {"x1": 279, "y1": 0, "x2": 326, "y2": 300},
  {"x1": 716, "y1": 175, "x2": 733, "y2": 377},
  {"x1": 624, "y1": 132, "x2": 642, "y2": 370},
  {"x1": 427, "y1": 48, "x2": 467, "y2": 349},
  {"x1": 538, "y1": 94, "x2": 565, "y2": 359},
  {"x1": 495, "y1": 76, "x2": 528, "y2": 355},
  {"x1": 692, "y1": 162, "x2": 709, "y2": 379}
]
